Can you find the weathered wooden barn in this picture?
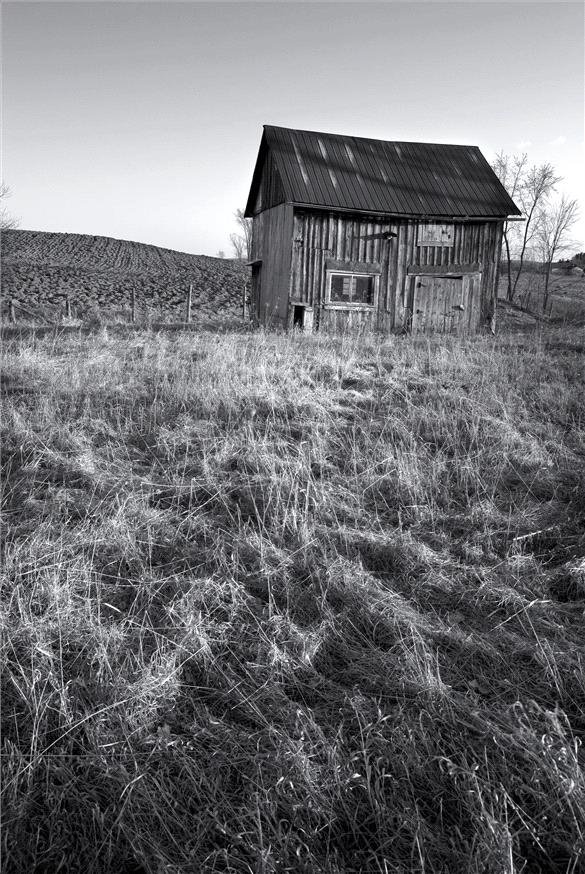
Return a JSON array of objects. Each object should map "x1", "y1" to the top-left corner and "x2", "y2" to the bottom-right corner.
[{"x1": 244, "y1": 126, "x2": 521, "y2": 333}]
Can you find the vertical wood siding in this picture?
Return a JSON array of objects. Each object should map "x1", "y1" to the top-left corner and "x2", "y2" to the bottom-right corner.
[
  {"x1": 291, "y1": 210, "x2": 395, "y2": 327},
  {"x1": 250, "y1": 204, "x2": 293, "y2": 328},
  {"x1": 287, "y1": 209, "x2": 502, "y2": 333}
]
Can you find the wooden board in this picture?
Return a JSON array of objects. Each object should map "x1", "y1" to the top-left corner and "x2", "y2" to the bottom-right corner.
[
  {"x1": 320, "y1": 306, "x2": 377, "y2": 334},
  {"x1": 406, "y1": 263, "x2": 480, "y2": 275},
  {"x1": 325, "y1": 258, "x2": 382, "y2": 274}
]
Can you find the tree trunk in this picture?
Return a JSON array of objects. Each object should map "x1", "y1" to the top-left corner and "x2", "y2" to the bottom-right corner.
[
  {"x1": 542, "y1": 263, "x2": 552, "y2": 314},
  {"x1": 503, "y1": 229, "x2": 513, "y2": 302},
  {"x1": 511, "y1": 203, "x2": 538, "y2": 302}
]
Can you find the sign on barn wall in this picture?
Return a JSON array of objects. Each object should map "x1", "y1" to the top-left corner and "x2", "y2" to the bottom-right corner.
[{"x1": 417, "y1": 223, "x2": 454, "y2": 246}]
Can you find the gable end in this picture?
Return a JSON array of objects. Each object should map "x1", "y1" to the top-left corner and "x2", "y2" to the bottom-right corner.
[{"x1": 245, "y1": 136, "x2": 289, "y2": 217}]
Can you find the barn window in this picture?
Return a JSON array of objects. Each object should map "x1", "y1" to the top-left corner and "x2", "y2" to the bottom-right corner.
[{"x1": 327, "y1": 272, "x2": 378, "y2": 307}]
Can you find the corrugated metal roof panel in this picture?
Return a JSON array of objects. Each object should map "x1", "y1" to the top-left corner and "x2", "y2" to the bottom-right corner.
[{"x1": 247, "y1": 126, "x2": 521, "y2": 218}]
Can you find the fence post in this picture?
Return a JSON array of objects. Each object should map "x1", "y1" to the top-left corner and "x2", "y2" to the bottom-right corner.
[
  {"x1": 186, "y1": 284, "x2": 192, "y2": 324},
  {"x1": 131, "y1": 288, "x2": 136, "y2": 324},
  {"x1": 242, "y1": 282, "x2": 248, "y2": 320},
  {"x1": 9, "y1": 299, "x2": 16, "y2": 324},
  {"x1": 65, "y1": 295, "x2": 72, "y2": 318}
]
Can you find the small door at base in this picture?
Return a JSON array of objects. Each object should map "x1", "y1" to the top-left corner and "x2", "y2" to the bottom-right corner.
[{"x1": 291, "y1": 305, "x2": 314, "y2": 332}]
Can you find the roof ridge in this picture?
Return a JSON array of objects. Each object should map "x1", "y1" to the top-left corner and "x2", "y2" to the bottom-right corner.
[{"x1": 263, "y1": 124, "x2": 480, "y2": 151}]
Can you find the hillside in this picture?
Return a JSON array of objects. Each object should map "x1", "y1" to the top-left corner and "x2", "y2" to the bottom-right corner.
[{"x1": 1, "y1": 229, "x2": 248, "y2": 323}]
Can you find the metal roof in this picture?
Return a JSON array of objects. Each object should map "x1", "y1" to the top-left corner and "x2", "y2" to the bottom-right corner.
[{"x1": 245, "y1": 126, "x2": 521, "y2": 218}]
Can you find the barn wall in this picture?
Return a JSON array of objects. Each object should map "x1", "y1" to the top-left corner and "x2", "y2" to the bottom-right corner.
[
  {"x1": 290, "y1": 209, "x2": 503, "y2": 332},
  {"x1": 398, "y1": 219, "x2": 503, "y2": 331},
  {"x1": 290, "y1": 210, "x2": 395, "y2": 332},
  {"x1": 250, "y1": 203, "x2": 294, "y2": 328}
]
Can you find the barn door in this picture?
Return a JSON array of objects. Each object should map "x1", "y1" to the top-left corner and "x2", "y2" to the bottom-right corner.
[{"x1": 411, "y1": 274, "x2": 480, "y2": 333}]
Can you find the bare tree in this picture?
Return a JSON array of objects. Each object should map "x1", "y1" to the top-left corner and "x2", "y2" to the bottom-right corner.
[
  {"x1": 230, "y1": 208, "x2": 252, "y2": 261},
  {"x1": 536, "y1": 195, "x2": 579, "y2": 313},
  {"x1": 229, "y1": 233, "x2": 245, "y2": 260},
  {"x1": 491, "y1": 155, "x2": 560, "y2": 303},
  {"x1": 512, "y1": 162, "x2": 561, "y2": 302},
  {"x1": 492, "y1": 152, "x2": 527, "y2": 302},
  {"x1": 0, "y1": 182, "x2": 19, "y2": 231}
]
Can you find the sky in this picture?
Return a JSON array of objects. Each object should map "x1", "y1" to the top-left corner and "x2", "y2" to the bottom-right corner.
[{"x1": 2, "y1": 0, "x2": 584, "y2": 256}]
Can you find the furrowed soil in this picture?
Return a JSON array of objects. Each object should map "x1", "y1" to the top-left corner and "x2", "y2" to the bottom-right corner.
[
  {"x1": 1, "y1": 230, "x2": 248, "y2": 326},
  {"x1": 2, "y1": 326, "x2": 585, "y2": 873}
]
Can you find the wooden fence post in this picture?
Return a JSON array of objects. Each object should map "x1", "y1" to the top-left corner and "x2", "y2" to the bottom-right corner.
[
  {"x1": 65, "y1": 295, "x2": 72, "y2": 318},
  {"x1": 131, "y1": 288, "x2": 136, "y2": 324},
  {"x1": 186, "y1": 284, "x2": 192, "y2": 324},
  {"x1": 9, "y1": 299, "x2": 16, "y2": 324},
  {"x1": 242, "y1": 282, "x2": 248, "y2": 320}
]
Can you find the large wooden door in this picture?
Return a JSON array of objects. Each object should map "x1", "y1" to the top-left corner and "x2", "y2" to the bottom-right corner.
[{"x1": 410, "y1": 273, "x2": 480, "y2": 334}]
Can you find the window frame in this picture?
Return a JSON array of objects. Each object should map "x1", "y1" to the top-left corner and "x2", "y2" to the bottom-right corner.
[{"x1": 325, "y1": 270, "x2": 380, "y2": 309}]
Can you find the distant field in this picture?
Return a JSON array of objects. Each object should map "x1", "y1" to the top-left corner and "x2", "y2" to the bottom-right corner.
[
  {"x1": 2, "y1": 326, "x2": 585, "y2": 873},
  {"x1": 1, "y1": 230, "x2": 248, "y2": 325},
  {"x1": 497, "y1": 267, "x2": 585, "y2": 327}
]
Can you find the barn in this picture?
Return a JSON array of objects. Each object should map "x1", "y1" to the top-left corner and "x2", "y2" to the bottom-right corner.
[{"x1": 244, "y1": 125, "x2": 521, "y2": 334}]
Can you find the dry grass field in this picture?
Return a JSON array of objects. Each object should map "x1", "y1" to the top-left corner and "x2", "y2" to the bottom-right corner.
[{"x1": 2, "y1": 324, "x2": 585, "y2": 873}]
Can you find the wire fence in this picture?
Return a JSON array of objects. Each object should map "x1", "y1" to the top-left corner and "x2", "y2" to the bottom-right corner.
[{"x1": 3, "y1": 282, "x2": 252, "y2": 331}]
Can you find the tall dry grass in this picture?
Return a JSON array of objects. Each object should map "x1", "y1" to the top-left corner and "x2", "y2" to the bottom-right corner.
[{"x1": 1, "y1": 326, "x2": 584, "y2": 873}]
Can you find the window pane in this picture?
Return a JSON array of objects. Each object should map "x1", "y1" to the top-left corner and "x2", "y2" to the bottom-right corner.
[
  {"x1": 352, "y1": 275, "x2": 375, "y2": 304},
  {"x1": 330, "y1": 274, "x2": 351, "y2": 302}
]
